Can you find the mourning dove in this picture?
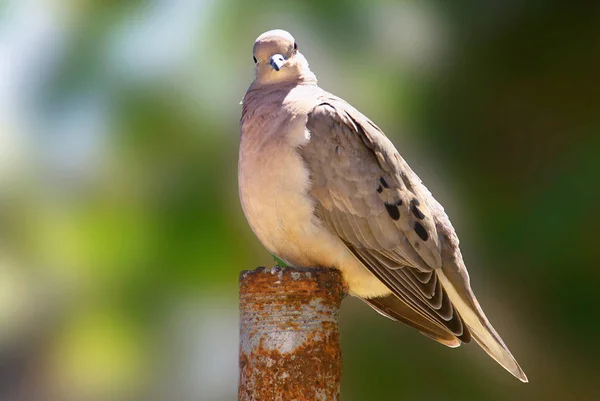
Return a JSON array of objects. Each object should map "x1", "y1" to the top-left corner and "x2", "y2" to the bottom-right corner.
[{"x1": 238, "y1": 29, "x2": 527, "y2": 382}]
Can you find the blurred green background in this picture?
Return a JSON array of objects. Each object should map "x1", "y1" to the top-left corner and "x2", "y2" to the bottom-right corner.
[{"x1": 1, "y1": 0, "x2": 599, "y2": 400}]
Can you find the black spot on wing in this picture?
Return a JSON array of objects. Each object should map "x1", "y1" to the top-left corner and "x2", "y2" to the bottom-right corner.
[
  {"x1": 377, "y1": 185, "x2": 383, "y2": 193},
  {"x1": 384, "y1": 199, "x2": 403, "y2": 220},
  {"x1": 411, "y1": 199, "x2": 425, "y2": 220},
  {"x1": 385, "y1": 203, "x2": 400, "y2": 221},
  {"x1": 414, "y1": 222, "x2": 429, "y2": 241},
  {"x1": 380, "y1": 177, "x2": 389, "y2": 188}
]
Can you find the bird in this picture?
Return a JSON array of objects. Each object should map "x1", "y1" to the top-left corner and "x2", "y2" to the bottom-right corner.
[{"x1": 238, "y1": 29, "x2": 527, "y2": 382}]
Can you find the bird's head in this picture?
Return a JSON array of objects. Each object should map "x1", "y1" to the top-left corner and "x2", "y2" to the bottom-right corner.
[{"x1": 251, "y1": 29, "x2": 316, "y2": 86}]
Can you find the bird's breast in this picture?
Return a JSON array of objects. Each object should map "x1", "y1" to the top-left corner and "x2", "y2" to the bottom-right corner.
[{"x1": 238, "y1": 119, "x2": 319, "y2": 259}]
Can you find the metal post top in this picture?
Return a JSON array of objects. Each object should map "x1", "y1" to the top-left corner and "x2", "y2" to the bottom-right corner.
[{"x1": 239, "y1": 266, "x2": 345, "y2": 298}]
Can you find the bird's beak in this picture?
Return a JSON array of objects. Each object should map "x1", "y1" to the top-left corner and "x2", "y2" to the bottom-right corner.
[{"x1": 269, "y1": 54, "x2": 286, "y2": 71}]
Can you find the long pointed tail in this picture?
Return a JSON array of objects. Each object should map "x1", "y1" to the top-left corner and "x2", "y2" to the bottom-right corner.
[{"x1": 437, "y1": 269, "x2": 528, "y2": 382}]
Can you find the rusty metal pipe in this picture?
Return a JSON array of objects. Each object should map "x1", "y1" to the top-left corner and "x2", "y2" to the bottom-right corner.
[{"x1": 238, "y1": 266, "x2": 345, "y2": 401}]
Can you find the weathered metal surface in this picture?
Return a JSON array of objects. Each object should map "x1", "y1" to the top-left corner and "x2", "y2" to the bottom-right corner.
[{"x1": 238, "y1": 266, "x2": 345, "y2": 401}]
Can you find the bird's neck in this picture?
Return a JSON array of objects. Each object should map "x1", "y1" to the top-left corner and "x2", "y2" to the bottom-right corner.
[
  {"x1": 251, "y1": 73, "x2": 317, "y2": 90},
  {"x1": 244, "y1": 73, "x2": 317, "y2": 103}
]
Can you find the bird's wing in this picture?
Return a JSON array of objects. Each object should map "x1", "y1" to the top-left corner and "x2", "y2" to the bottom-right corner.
[
  {"x1": 301, "y1": 94, "x2": 527, "y2": 381},
  {"x1": 302, "y1": 96, "x2": 470, "y2": 342},
  {"x1": 363, "y1": 295, "x2": 460, "y2": 348}
]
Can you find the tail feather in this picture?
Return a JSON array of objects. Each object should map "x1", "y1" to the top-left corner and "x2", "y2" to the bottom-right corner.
[
  {"x1": 437, "y1": 270, "x2": 528, "y2": 382},
  {"x1": 364, "y1": 294, "x2": 461, "y2": 348}
]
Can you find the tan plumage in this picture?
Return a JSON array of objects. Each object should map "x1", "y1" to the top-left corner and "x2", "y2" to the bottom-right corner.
[{"x1": 238, "y1": 29, "x2": 527, "y2": 382}]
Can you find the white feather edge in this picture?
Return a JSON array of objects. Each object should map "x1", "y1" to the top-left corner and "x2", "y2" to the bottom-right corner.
[{"x1": 437, "y1": 270, "x2": 529, "y2": 382}]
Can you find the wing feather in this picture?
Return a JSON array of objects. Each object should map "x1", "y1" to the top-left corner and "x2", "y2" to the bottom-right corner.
[
  {"x1": 302, "y1": 98, "x2": 470, "y2": 342},
  {"x1": 300, "y1": 95, "x2": 527, "y2": 381}
]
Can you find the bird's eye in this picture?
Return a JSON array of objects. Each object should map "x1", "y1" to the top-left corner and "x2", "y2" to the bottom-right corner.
[
  {"x1": 294, "y1": 42, "x2": 298, "y2": 51},
  {"x1": 253, "y1": 56, "x2": 257, "y2": 64}
]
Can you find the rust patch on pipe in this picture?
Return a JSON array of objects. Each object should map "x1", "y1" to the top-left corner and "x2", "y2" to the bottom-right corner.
[{"x1": 238, "y1": 266, "x2": 345, "y2": 401}]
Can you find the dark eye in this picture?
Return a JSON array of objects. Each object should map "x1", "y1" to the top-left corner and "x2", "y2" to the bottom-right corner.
[
  {"x1": 294, "y1": 42, "x2": 298, "y2": 51},
  {"x1": 253, "y1": 56, "x2": 257, "y2": 64}
]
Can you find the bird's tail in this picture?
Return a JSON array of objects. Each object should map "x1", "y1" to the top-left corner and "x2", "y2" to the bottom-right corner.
[{"x1": 437, "y1": 269, "x2": 528, "y2": 382}]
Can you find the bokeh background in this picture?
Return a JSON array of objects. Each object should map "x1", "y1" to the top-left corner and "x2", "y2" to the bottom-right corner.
[{"x1": 1, "y1": 0, "x2": 599, "y2": 400}]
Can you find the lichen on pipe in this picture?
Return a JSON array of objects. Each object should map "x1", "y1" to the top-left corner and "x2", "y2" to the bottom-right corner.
[{"x1": 238, "y1": 266, "x2": 345, "y2": 401}]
